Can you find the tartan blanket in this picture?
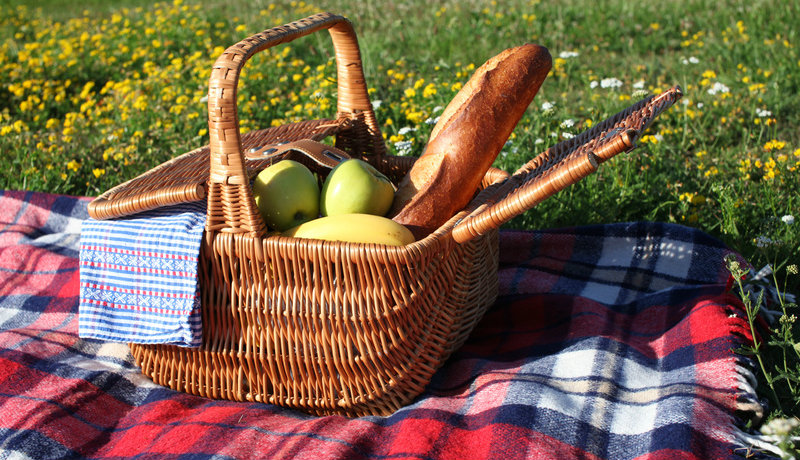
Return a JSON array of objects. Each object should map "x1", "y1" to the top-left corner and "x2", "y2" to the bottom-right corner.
[{"x1": 0, "y1": 190, "x2": 770, "y2": 460}]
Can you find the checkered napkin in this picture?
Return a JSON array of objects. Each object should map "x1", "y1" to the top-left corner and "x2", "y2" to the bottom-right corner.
[
  {"x1": 77, "y1": 199, "x2": 205, "y2": 347},
  {"x1": 0, "y1": 190, "x2": 781, "y2": 460}
]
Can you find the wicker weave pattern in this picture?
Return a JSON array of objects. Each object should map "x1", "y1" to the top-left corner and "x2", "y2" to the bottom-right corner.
[
  {"x1": 131, "y1": 210, "x2": 500, "y2": 416},
  {"x1": 89, "y1": 13, "x2": 683, "y2": 416},
  {"x1": 120, "y1": 12, "x2": 504, "y2": 417}
]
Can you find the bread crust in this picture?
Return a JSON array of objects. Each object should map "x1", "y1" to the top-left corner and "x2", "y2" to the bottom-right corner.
[{"x1": 390, "y1": 44, "x2": 552, "y2": 238}]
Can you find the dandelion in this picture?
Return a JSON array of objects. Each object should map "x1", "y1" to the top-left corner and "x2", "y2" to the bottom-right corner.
[{"x1": 781, "y1": 215, "x2": 795, "y2": 225}]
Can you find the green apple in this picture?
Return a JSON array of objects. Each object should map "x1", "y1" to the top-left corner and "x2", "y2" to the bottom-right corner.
[
  {"x1": 253, "y1": 160, "x2": 320, "y2": 232},
  {"x1": 320, "y1": 159, "x2": 395, "y2": 217}
]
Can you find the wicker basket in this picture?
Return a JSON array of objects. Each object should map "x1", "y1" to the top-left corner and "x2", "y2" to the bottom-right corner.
[{"x1": 87, "y1": 12, "x2": 682, "y2": 417}]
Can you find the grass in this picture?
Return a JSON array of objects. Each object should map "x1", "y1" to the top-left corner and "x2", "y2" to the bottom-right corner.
[{"x1": 2, "y1": 0, "x2": 798, "y2": 446}]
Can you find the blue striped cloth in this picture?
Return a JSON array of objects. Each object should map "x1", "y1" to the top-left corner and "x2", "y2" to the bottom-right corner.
[{"x1": 78, "y1": 200, "x2": 206, "y2": 347}]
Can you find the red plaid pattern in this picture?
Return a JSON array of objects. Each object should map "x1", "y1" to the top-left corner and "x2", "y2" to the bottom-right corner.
[{"x1": 0, "y1": 191, "x2": 767, "y2": 459}]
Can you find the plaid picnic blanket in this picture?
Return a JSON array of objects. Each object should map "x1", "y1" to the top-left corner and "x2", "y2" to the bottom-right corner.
[{"x1": 0, "y1": 190, "x2": 773, "y2": 459}]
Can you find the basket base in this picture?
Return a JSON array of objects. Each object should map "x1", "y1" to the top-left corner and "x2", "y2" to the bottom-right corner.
[{"x1": 130, "y1": 228, "x2": 499, "y2": 417}]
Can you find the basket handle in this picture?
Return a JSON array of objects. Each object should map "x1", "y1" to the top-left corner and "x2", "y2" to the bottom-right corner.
[
  {"x1": 206, "y1": 12, "x2": 380, "y2": 235},
  {"x1": 451, "y1": 85, "x2": 683, "y2": 243}
]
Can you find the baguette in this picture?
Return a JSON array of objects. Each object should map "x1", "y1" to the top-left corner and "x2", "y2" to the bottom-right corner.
[{"x1": 390, "y1": 44, "x2": 552, "y2": 238}]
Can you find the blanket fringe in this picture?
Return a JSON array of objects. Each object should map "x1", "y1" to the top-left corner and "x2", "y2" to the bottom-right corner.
[
  {"x1": 731, "y1": 357, "x2": 781, "y2": 459},
  {"x1": 733, "y1": 429, "x2": 800, "y2": 459},
  {"x1": 735, "y1": 362, "x2": 765, "y2": 423}
]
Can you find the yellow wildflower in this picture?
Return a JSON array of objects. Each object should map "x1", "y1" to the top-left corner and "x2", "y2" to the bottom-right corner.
[
  {"x1": 406, "y1": 111, "x2": 425, "y2": 125},
  {"x1": 764, "y1": 139, "x2": 786, "y2": 151},
  {"x1": 422, "y1": 83, "x2": 437, "y2": 98}
]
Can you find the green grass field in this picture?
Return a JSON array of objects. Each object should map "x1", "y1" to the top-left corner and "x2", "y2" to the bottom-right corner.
[{"x1": 2, "y1": 0, "x2": 798, "y2": 447}]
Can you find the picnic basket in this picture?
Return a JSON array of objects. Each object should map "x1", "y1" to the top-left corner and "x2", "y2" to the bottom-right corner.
[{"x1": 87, "y1": 12, "x2": 682, "y2": 417}]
